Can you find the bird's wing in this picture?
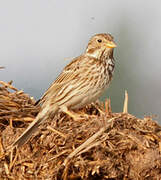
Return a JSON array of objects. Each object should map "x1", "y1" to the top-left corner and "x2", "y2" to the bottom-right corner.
[{"x1": 38, "y1": 56, "x2": 86, "y2": 105}]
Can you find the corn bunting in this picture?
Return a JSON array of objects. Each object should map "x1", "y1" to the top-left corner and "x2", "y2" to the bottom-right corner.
[{"x1": 11, "y1": 33, "x2": 116, "y2": 148}]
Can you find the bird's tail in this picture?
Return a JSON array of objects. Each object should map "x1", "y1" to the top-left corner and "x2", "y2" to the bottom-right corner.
[{"x1": 10, "y1": 104, "x2": 51, "y2": 149}]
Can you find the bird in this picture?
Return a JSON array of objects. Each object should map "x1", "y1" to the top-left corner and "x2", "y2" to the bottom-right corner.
[{"x1": 10, "y1": 33, "x2": 116, "y2": 149}]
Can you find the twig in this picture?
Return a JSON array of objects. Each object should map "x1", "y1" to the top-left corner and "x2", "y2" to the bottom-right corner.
[
  {"x1": 48, "y1": 150, "x2": 69, "y2": 162},
  {"x1": 105, "y1": 98, "x2": 112, "y2": 114},
  {"x1": 47, "y1": 126, "x2": 66, "y2": 138},
  {"x1": 123, "y1": 90, "x2": 128, "y2": 113},
  {"x1": 0, "y1": 81, "x2": 18, "y2": 91},
  {"x1": 9, "y1": 149, "x2": 18, "y2": 170},
  {"x1": 0, "y1": 137, "x2": 5, "y2": 156},
  {"x1": 77, "y1": 141, "x2": 101, "y2": 156}
]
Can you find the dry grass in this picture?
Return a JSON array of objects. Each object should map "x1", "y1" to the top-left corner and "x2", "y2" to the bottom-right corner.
[{"x1": 0, "y1": 80, "x2": 161, "y2": 180}]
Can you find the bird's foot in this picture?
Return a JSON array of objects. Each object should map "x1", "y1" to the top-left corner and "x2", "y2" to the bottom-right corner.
[{"x1": 60, "y1": 106, "x2": 86, "y2": 120}]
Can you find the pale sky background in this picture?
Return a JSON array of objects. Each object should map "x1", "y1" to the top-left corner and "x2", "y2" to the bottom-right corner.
[{"x1": 0, "y1": 0, "x2": 161, "y2": 122}]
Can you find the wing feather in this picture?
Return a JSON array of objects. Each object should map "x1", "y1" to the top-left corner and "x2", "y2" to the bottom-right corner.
[{"x1": 38, "y1": 55, "x2": 86, "y2": 105}]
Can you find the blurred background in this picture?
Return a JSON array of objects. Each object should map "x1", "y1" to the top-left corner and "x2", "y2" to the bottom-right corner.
[{"x1": 0, "y1": 0, "x2": 161, "y2": 122}]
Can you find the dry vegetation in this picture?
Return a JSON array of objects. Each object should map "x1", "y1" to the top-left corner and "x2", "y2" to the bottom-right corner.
[{"x1": 0, "y1": 79, "x2": 161, "y2": 180}]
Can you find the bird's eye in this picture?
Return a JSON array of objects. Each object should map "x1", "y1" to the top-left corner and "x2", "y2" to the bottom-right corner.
[{"x1": 97, "y1": 39, "x2": 102, "y2": 43}]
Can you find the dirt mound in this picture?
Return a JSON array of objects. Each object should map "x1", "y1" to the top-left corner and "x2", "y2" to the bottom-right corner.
[{"x1": 0, "y1": 81, "x2": 161, "y2": 180}]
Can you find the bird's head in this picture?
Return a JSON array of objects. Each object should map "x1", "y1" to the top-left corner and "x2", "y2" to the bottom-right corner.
[{"x1": 85, "y1": 33, "x2": 116, "y2": 60}]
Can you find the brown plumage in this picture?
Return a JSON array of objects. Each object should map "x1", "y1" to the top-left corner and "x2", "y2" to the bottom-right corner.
[{"x1": 11, "y1": 33, "x2": 116, "y2": 148}]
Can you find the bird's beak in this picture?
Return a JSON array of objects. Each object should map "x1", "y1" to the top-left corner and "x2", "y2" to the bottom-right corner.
[{"x1": 106, "y1": 41, "x2": 117, "y2": 48}]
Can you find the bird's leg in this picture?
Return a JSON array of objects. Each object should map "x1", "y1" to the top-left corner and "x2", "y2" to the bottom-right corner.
[
  {"x1": 60, "y1": 106, "x2": 85, "y2": 120},
  {"x1": 97, "y1": 108, "x2": 105, "y2": 116},
  {"x1": 91, "y1": 103, "x2": 105, "y2": 116}
]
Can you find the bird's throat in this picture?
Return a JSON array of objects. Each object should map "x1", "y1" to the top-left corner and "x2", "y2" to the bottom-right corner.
[
  {"x1": 86, "y1": 47, "x2": 105, "y2": 59},
  {"x1": 86, "y1": 48, "x2": 112, "y2": 62}
]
